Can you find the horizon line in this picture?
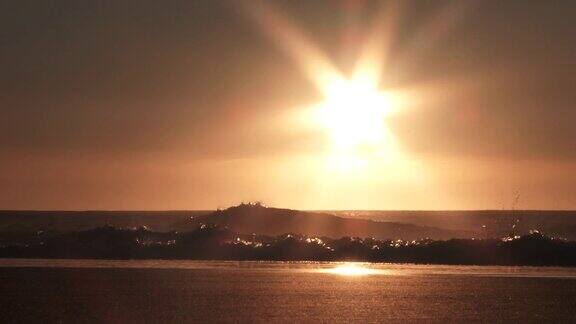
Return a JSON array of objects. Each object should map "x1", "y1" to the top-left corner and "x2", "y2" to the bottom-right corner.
[{"x1": 1, "y1": 208, "x2": 575, "y2": 213}]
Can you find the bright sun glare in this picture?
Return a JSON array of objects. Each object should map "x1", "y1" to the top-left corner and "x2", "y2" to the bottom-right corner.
[
  {"x1": 313, "y1": 77, "x2": 399, "y2": 171},
  {"x1": 242, "y1": 0, "x2": 473, "y2": 178},
  {"x1": 316, "y1": 78, "x2": 394, "y2": 151},
  {"x1": 241, "y1": 1, "x2": 429, "y2": 172}
]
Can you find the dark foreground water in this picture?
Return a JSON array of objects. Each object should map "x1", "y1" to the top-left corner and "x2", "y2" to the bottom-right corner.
[{"x1": 1, "y1": 260, "x2": 576, "y2": 323}]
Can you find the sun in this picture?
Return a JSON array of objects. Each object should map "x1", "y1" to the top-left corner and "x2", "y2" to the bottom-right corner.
[
  {"x1": 313, "y1": 77, "x2": 397, "y2": 170},
  {"x1": 317, "y1": 78, "x2": 393, "y2": 150}
]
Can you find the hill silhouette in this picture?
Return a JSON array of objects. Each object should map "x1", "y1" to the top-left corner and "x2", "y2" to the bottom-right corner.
[
  {"x1": 2, "y1": 205, "x2": 576, "y2": 240},
  {"x1": 181, "y1": 203, "x2": 473, "y2": 240}
]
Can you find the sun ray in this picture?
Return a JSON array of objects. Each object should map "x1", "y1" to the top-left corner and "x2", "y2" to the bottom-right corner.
[
  {"x1": 391, "y1": 0, "x2": 479, "y2": 81},
  {"x1": 352, "y1": 0, "x2": 404, "y2": 87},
  {"x1": 236, "y1": 0, "x2": 343, "y2": 93}
]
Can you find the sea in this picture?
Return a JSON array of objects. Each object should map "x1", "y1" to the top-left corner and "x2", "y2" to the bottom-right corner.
[{"x1": 1, "y1": 259, "x2": 575, "y2": 323}]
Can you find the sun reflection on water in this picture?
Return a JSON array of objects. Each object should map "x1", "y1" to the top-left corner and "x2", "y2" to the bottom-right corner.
[{"x1": 320, "y1": 263, "x2": 384, "y2": 276}]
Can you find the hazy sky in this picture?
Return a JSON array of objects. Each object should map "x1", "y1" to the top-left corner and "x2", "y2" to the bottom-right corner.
[{"x1": 1, "y1": 0, "x2": 575, "y2": 210}]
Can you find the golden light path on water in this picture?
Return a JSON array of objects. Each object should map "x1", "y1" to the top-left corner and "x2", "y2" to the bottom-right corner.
[{"x1": 318, "y1": 262, "x2": 388, "y2": 276}]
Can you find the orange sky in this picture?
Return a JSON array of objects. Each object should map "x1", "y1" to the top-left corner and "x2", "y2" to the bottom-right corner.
[{"x1": 1, "y1": 0, "x2": 575, "y2": 210}]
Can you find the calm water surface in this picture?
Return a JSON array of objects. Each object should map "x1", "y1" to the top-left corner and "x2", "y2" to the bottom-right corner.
[{"x1": 1, "y1": 259, "x2": 575, "y2": 322}]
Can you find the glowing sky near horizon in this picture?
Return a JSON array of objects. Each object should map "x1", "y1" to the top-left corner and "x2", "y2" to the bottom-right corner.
[{"x1": 1, "y1": 0, "x2": 575, "y2": 210}]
